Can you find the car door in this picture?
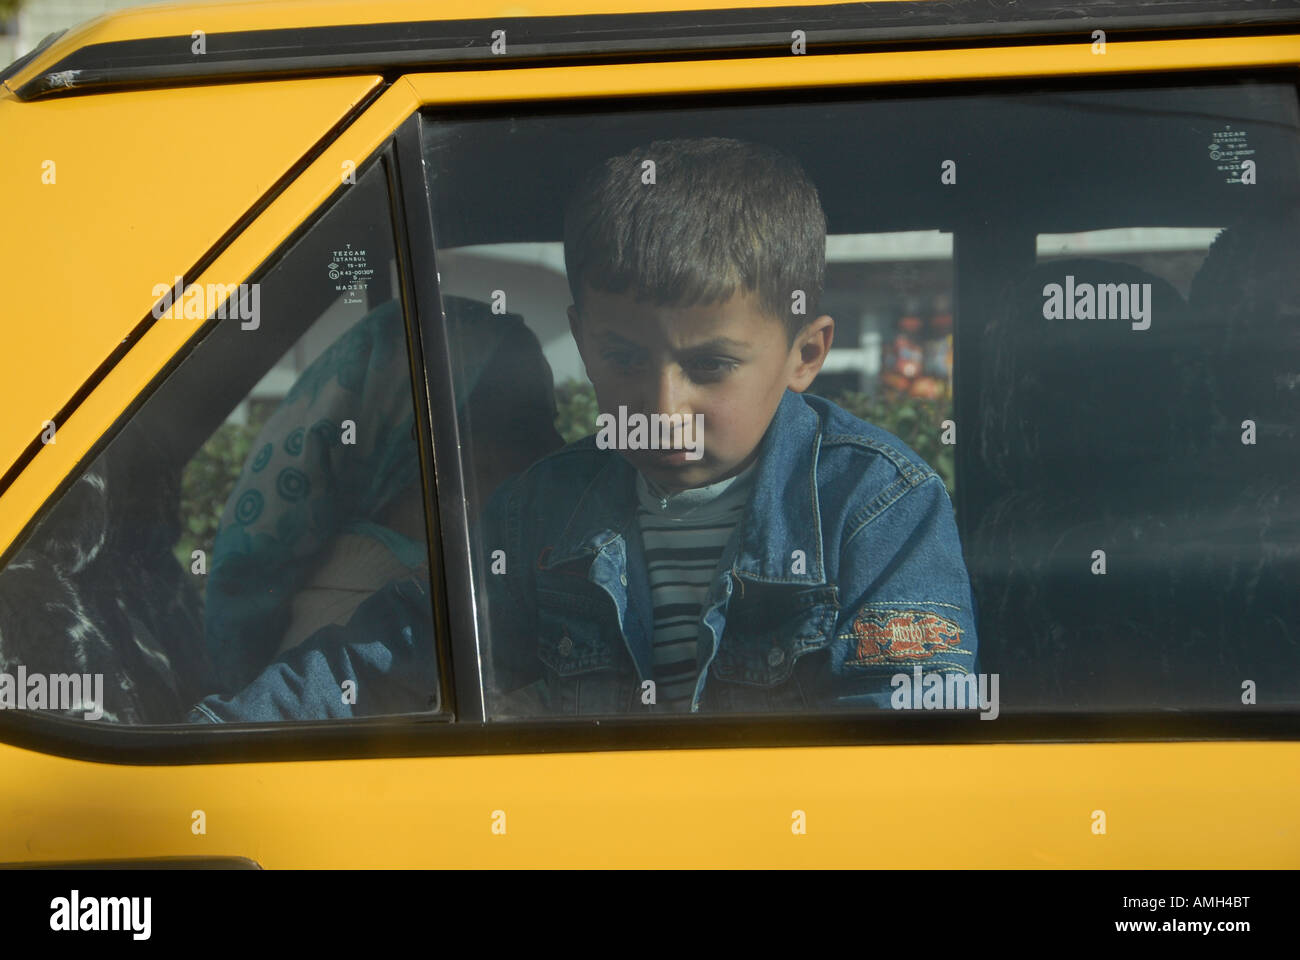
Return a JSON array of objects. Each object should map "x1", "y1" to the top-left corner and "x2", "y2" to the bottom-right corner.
[{"x1": 2, "y1": 18, "x2": 1299, "y2": 869}]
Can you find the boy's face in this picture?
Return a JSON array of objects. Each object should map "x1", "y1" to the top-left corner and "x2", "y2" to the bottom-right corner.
[{"x1": 569, "y1": 287, "x2": 833, "y2": 493}]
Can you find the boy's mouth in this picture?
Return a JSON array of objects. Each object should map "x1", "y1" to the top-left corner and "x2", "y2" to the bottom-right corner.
[
  {"x1": 625, "y1": 449, "x2": 706, "y2": 489},
  {"x1": 643, "y1": 450, "x2": 690, "y2": 467}
]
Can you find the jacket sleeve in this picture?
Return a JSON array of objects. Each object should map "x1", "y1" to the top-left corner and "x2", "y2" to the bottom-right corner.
[
  {"x1": 825, "y1": 474, "x2": 981, "y2": 710},
  {"x1": 187, "y1": 577, "x2": 439, "y2": 723}
]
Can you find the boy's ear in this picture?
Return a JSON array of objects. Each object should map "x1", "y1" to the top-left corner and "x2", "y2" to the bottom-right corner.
[{"x1": 787, "y1": 314, "x2": 834, "y2": 393}]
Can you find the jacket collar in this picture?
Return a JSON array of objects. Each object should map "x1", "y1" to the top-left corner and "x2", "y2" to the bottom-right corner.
[
  {"x1": 541, "y1": 389, "x2": 824, "y2": 584},
  {"x1": 542, "y1": 446, "x2": 640, "y2": 568}
]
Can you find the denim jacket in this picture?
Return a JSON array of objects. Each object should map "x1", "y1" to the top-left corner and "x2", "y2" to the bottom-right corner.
[
  {"x1": 482, "y1": 389, "x2": 979, "y2": 715},
  {"x1": 187, "y1": 575, "x2": 439, "y2": 723}
]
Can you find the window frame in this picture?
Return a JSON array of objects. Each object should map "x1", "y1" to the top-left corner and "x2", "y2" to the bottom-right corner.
[{"x1": 395, "y1": 114, "x2": 490, "y2": 724}]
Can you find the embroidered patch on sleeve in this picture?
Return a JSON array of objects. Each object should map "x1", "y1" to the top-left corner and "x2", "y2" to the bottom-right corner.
[{"x1": 850, "y1": 609, "x2": 963, "y2": 664}]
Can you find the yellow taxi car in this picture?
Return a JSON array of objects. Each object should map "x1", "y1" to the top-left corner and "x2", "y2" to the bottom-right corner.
[{"x1": 1, "y1": 0, "x2": 1298, "y2": 869}]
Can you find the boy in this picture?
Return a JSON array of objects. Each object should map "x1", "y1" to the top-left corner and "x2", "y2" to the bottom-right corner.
[{"x1": 482, "y1": 137, "x2": 978, "y2": 716}]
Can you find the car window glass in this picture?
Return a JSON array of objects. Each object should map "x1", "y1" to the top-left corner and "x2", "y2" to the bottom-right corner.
[{"x1": 422, "y1": 78, "x2": 1300, "y2": 720}]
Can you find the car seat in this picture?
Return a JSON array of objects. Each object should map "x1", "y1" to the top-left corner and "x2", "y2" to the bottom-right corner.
[{"x1": 968, "y1": 258, "x2": 1220, "y2": 709}]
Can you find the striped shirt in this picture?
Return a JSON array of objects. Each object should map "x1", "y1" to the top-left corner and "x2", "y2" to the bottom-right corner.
[{"x1": 634, "y1": 463, "x2": 756, "y2": 711}]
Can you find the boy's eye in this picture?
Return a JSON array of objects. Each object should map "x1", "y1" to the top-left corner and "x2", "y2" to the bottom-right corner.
[{"x1": 687, "y1": 357, "x2": 739, "y2": 380}]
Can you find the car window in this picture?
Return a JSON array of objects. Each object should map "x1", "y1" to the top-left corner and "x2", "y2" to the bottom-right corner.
[
  {"x1": 421, "y1": 77, "x2": 1300, "y2": 719},
  {"x1": 0, "y1": 160, "x2": 446, "y2": 726}
]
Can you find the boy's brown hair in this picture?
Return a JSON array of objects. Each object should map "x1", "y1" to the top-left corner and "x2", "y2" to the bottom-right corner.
[{"x1": 562, "y1": 137, "x2": 827, "y2": 344}]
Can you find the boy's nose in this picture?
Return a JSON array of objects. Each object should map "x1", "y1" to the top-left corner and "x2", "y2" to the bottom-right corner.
[{"x1": 648, "y1": 365, "x2": 692, "y2": 420}]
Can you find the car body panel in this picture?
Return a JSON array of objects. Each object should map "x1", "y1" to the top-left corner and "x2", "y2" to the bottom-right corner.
[
  {"x1": 1, "y1": 1, "x2": 1297, "y2": 868},
  {"x1": 0, "y1": 73, "x2": 382, "y2": 507},
  {"x1": 403, "y1": 34, "x2": 1300, "y2": 104},
  {"x1": 1, "y1": 737, "x2": 1296, "y2": 867},
  {"x1": 0, "y1": 75, "x2": 406, "y2": 558}
]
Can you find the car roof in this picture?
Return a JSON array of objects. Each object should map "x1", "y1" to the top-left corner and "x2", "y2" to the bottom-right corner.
[{"x1": 6, "y1": 0, "x2": 1299, "y2": 101}]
